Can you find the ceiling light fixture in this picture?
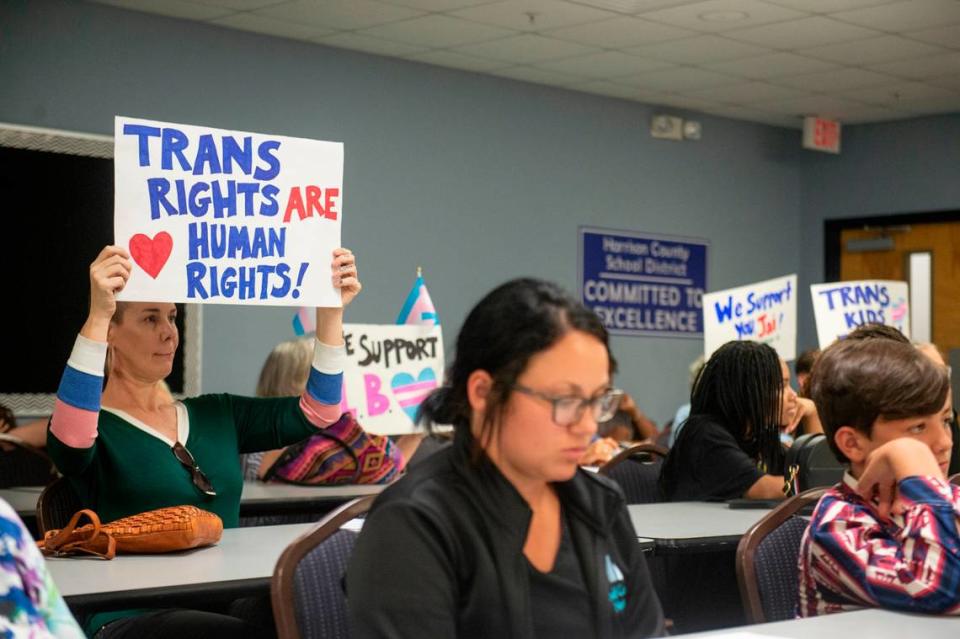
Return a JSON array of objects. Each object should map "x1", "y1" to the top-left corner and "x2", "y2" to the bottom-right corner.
[{"x1": 698, "y1": 10, "x2": 750, "y2": 23}]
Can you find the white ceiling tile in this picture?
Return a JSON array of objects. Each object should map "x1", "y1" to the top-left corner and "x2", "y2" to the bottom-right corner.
[
  {"x1": 254, "y1": 0, "x2": 423, "y2": 31},
  {"x1": 868, "y1": 52, "x2": 960, "y2": 80},
  {"x1": 538, "y1": 50, "x2": 675, "y2": 78},
  {"x1": 544, "y1": 16, "x2": 696, "y2": 47},
  {"x1": 831, "y1": 0, "x2": 960, "y2": 32},
  {"x1": 699, "y1": 105, "x2": 802, "y2": 128},
  {"x1": 569, "y1": 80, "x2": 669, "y2": 101},
  {"x1": 377, "y1": 0, "x2": 500, "y2": 10},
  {"x1": 359, "y1": 14, "x2": 514, "y2": 47},
  {"x1": 211, "y1": 12, "x2": 335, "y2": 40},
  {"x1": 404, "y1": 49, "x2": 511, "y2": 71},
  {"x1": 756, "y1": 94, "x2": 873, "y2": 117},
  {"x1": 189, "y1": 0, "x2": 287, "y2": 10},
  {"x1": 723, "y1": 16, "x2": 880, "y2": 48},
  {"x1": 453, "y1": 33, "x2": 600, "y2": 63},
  {"x1": 926, "y1": 72, "x2": 960, "y2": 90},
  {"x1": 678, "y1": 81, "x2": 808, "y2": 103},
  {"x1": 651, "y1": 94, "x2": 728, "y2": 111},
  {"x1": 450, "y1": 0, "x2": 616, "y2": 31},
  {"x1": 762, "y1": 0, "x2": 897, "y2": 12},
  {"x1": 906, "y1": 23, "x2": 960, "y2": 48},
  {"x1": 626, "y1": 35, "x2": 770, "y2": 64},
  {"x1": 841, "y1": 81, "x2": 959, "y2": 106},
  {"x1": 798, "y1": 35, "x2": 944, "y2": 65},
  {"x1": 897, "y1": 95, "x2": 960, "y2": 116},
  {"x1": 773, "y1": 67, "x2": 896, "y2": 91},
  {"x1": 830, "y1": 105, "x2": 914, "y2": 124},
  {"x1": 490, "y1": 64, "x2": 586, "y2": 86},
  {"x1": 314, "y1": 32, "x2": 430, "y2": 56},
  {"x1": 619, "y1": 66, "x2": 742, "y2": 91},
  {"x1": 639, "y1": 0, "x2": 809, "y2": 33},
  {"x1": 90, "y1": 0, "x2": 235, "y2": 20},
  {"x1": 575, "y1": 0, "x2": 704, "y2": 13},
  {"x1": 702, "y1": 52, "x2": 839, "y2": 79}
]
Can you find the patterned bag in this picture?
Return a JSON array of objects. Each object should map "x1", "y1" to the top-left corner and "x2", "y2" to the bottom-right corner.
[
  {"x1": 38, "y1": 505, "x2": 223, "y2": 560},
  {"x1": 263, "y1": 412, "x2": 401, "y2": 485}
]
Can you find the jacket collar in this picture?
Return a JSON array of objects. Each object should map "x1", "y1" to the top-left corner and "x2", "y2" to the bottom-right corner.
[{"x1": 449, "y1": 428, "x2": 617, "y2": 537}]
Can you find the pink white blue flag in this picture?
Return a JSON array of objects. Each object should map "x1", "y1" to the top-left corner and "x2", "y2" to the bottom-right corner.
[
  {"x1": 292, "y1": 307, "x2": 315, "y2": 336},
  {"x1": 397, "y1": 268, "x2": 439, "y2": 326}
]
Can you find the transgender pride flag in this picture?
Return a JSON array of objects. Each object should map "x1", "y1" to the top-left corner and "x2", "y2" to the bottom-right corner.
[
  {"x1": 292, "y1": 307, "x2": 315, "y2": 336},
  {"x1": 396, "y1": 268, "x2": 439, "y2": 326}
]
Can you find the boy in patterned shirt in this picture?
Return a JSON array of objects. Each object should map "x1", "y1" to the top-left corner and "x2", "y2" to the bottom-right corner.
[{"x1": 798, "y1": 336, "x2": 960, "y2": 616}]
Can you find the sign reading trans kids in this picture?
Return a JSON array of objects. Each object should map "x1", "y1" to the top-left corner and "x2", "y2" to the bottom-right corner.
[
  {"x1": 579, "y1": 227, "x2": 707, "y2": 338},
  {"x1": 810, "y1": 280, "x2": 910, "y2": 348},
  {"x1": 703, "y1": 274, "x2": 797, "y2": 361},
  {"x1": 114, "y1": 116, "x2": 343, "y2": 307},
  {"x1": 339, "y1": 324, "x2": 444, "y2": 435}
]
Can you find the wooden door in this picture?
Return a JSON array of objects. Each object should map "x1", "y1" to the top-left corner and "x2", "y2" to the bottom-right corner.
[{"x1": 840, "y1": 221, "x2": 960, "y2": 359}]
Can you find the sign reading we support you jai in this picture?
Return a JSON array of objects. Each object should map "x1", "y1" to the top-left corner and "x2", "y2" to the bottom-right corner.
[
  {"x1": 703, "y1": 274, "x2": 797, "y2": 361},
  {"x1": 810, "y1": 280, "x2": 910, "y2": 348},
  {"x1": 339, "y1": 324, "x2": 444, "y2": 435},
  {"x1": 114, "y1": 116, "x2": 343, "y2": 307}
]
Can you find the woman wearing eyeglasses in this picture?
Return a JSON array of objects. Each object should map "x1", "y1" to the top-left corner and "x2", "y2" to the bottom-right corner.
[
  {"x1": 346, "y1": 278, "x2": 664, "y2": 638},
  {"x1": 46, "y1": 244, "x2": 360, "y2": 638}
]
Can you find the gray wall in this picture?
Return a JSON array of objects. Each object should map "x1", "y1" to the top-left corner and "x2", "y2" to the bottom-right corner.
[
  {"x1": 797, "y1": 114, "x2": 960, "y2": 351},
  {"x1": 3, "y1": 0, "x2": 808, "y2": 424}
]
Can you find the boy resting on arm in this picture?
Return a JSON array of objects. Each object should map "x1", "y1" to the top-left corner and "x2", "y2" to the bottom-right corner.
[{"x1": 798, "y1": 336, "x2": 959, "y2": 616}]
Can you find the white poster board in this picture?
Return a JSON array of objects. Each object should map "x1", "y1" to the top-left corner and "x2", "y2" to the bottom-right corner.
[
  {"x1": 338, "y1": 324, "x2": 444, "y2": 435},
  {"x1": 810, "y1": 280, "x2": 910, "y2": 348},
  {"x1": 114, "y1": 116, "x2": 343, "y2": 307},
  {"x1": 703, "y1": 274, "x2": 797, "y2": 361}
]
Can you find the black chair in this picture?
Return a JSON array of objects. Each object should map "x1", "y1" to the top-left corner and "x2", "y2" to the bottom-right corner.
[
  {"x1": 271, "y1": 495, "x2": 375, "y2": 639},
  {"x1": 36, "y1": 476, "x2": 83, "y2": 535},
  {"x1": 598, "y1": 442, "x2": 668, "y2": 504},
  {"x1": 0, "y1": 434, "x2": 57, "y2": 488},
  {"x1": 736, "y1": 487, "x2": 826, "y2": 624}
]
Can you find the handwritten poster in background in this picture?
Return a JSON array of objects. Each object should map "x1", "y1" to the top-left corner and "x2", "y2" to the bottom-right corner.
[
  {"x1": 339, "y1": 324, "x2": 444, "y2": 435},
  {"x1": 810, "y1": 280, "x2": 910, "y2": 348},
  {"x1": 114, "y1": 116, "x2": 343, "y2": 307},
  {"x1": 703, "y1": 274, "x2": 797, "y2": 361},
  {"x1": 579, "y1": 227, "x2": 708, "y2": 338}
]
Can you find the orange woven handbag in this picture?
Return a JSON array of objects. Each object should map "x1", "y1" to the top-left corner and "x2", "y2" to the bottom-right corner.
[{"x1": 39, "y1": 505, "x2": 223, "y2": 559}]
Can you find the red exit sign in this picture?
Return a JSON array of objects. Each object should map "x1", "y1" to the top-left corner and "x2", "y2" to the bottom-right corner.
[{"x1": 803, "y1": 116, "x2": 841, "y2": 154}]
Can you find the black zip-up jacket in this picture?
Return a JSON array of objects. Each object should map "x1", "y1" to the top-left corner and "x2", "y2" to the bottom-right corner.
[{"x1": 346, "y1": 431, "x2": 665, "y2": 638}]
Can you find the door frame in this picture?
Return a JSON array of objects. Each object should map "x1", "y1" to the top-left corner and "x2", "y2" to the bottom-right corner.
[{"x1": 824, "y1": 209, "x2": 960, "y2": 281}]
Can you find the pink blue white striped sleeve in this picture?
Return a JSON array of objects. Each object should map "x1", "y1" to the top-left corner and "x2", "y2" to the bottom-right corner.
[
  {"x1": 49, "y1": 335, "x2": 105, "y2": 449},
  {"x1": 299, "y1": 339, "x2": 346, "y2": 428},
  {"x1": 805, "y1": 476, "x2": 960, "y2": 614}
]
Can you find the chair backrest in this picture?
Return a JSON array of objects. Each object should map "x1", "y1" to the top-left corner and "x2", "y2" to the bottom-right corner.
[
  {"x1": 950, "y1": 472, "x2": 960, "y2": 487},
  {"x1": 272, "y1": 494, "x2": 376, "y2": 639},
  {"x1": 36, "y1": 476, "x2": 83, "y2": 535},
  {"x1": 736, "y1": 487, "x2": 826, "y2": 624},
  {"x1": 0, "y1": 434, "x2": 57, "y2": 488},
  {"x1": 599, "y1": 443, "x2": 668, "y2": 504}
]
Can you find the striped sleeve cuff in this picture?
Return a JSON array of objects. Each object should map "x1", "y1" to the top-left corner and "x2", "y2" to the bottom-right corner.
[
  {"x1": 67, "y1": 334, "x2": 107, "y2": 377},
  {"x1": 312, "y1": 339, "x2": 346, "y2": 375},
  {"x1": 57, "y1": 336, "x2": 106, "y2": 412}
]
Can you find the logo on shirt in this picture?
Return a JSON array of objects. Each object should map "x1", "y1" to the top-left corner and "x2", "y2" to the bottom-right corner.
[{"x1": 605, "y1": 554, "x2": 627, "y2": 614}]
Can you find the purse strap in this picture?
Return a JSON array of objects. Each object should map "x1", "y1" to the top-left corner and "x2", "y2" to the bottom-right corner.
[{"x1": 40, "y1": 509, "x2": 117, "y2": 560}]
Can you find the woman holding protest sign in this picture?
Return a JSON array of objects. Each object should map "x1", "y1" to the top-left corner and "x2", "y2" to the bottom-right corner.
[
  {"x1": 658, "y1": 341, "x2": 795, "y2": 502},
  {"x1": 46, "y1": 244, "x2": 360, "y2": 638},
  {"x1": 347, "y1": 278, "x2": 664, "y2": 638}
]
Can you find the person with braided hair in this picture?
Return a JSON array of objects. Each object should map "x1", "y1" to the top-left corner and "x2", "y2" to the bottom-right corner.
[{"x1": 659, "y1": 341, "x2": 797, "y2": 502}]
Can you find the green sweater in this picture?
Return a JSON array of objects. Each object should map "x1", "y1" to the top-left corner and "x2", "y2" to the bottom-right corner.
[
  {"x1": 48, "y1": 393, "x2": 316, "y2": 529},
  {"x1": 47, "y1": 393, "x2": 316, "y2": 636}
]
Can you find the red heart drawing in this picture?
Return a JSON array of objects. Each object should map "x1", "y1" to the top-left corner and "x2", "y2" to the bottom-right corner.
[{"x1": 129, "y1": 232, "x2": 173, "y2": 279}]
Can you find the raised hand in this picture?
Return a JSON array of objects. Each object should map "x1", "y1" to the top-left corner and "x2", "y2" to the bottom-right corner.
[{"x1": 82, "y1": 246, "x2": 132, "y2": 341}]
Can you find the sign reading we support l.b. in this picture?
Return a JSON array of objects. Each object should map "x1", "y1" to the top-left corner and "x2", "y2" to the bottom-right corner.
[
  {"x1": 810, "y1": 280, "x2": 910, "y2": 348},
  {"x1": 114, "y1": 116, "x2": 343, "y2": 306},
  {"x1": 339, "y1": 324, "x2": 445, "y2": 435},
  {"x1": 703, "y1": 274, "x2": 797, "y2": 361}
]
